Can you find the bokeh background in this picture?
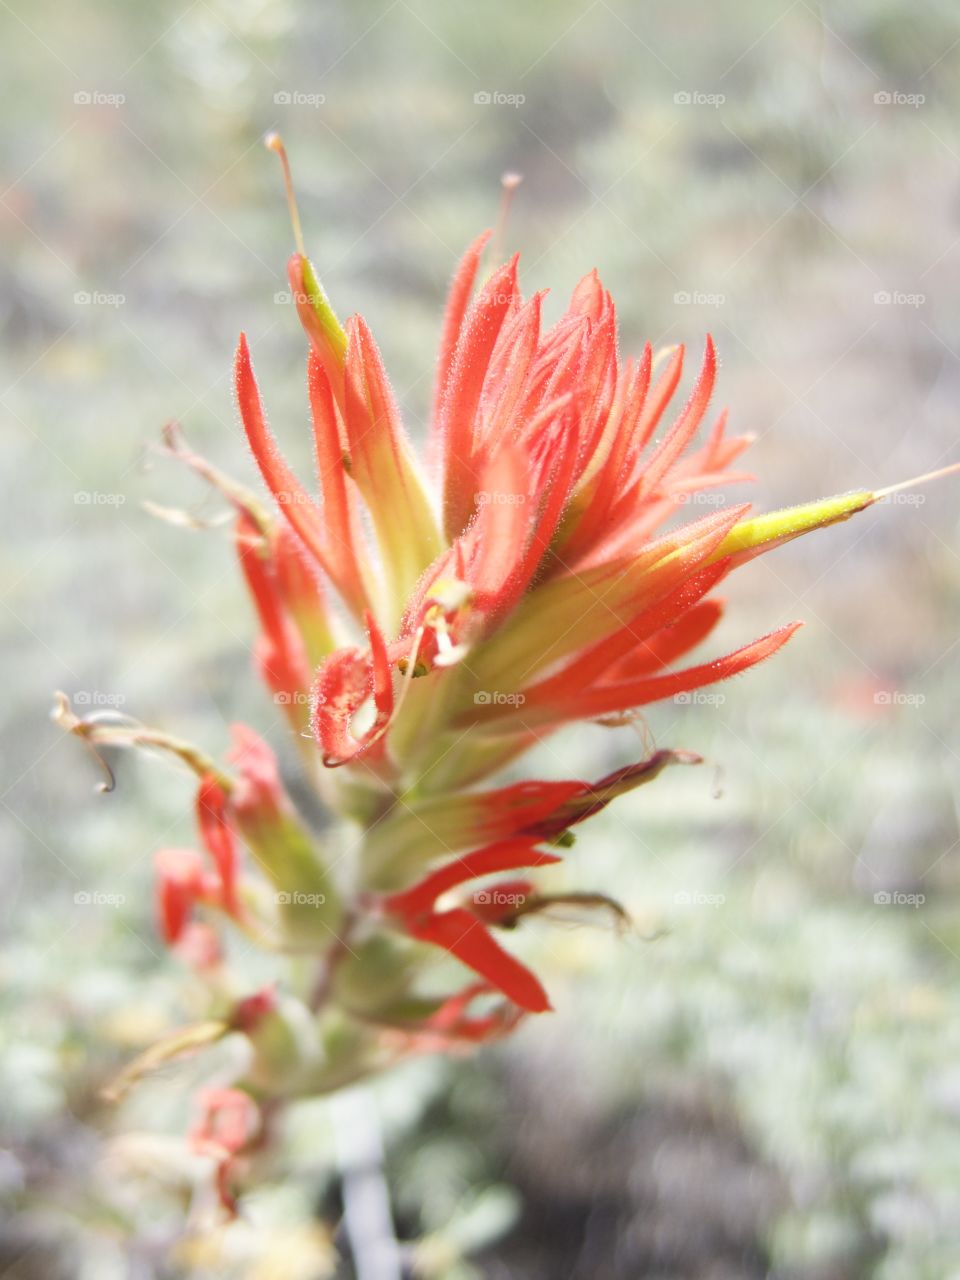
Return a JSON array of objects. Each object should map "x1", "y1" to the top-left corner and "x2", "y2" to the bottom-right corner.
[{"x1": 3, "y1": 0, "x2": 960, "y2": 1276}]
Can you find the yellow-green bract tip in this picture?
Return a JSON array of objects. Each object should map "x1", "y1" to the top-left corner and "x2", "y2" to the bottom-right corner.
[{"x1": 712, "y1": 490, "x2": 873, "y2": 564}]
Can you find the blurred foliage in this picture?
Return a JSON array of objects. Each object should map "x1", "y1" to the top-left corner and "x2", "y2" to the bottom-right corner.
[{"x1": 2, "y1": 0, "x2": 960, "y2": 1276}]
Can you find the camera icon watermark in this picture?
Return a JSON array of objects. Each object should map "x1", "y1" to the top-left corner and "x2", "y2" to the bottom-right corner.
[
  {"x1": 873, "y1": 690, "x2": 925, "y2": 706},
  {"x1": 873, "y1": 290, "x2": 925, "y2": 308},
  {"x1": 74, "y1": 491, "x2": 127, "y2": 506},
  {"x1": 275, "y1": 890, "x2": 326, "y2": 907},
  {"x1": 676, "y1": 491, "x2": 727, "y2": 506},
  {"x1": 474, "y1": 90, "x2": 526, "y2": 108},
  {"x1": 674, "y1": 690, "x2": 726, "y2": 706},
  {"x1": 674, "y1": 889, "x2": 726, "y2": 907},
  {"x1": 74, "y1": 291, "x2": 126, "y2": 308},
  {"x1": 873, "y1": 890, "x2": 924, "y2": 907},
  {"x1": 74, "y1": 90, "x2": 125, "y2": 107},
  {"x1": 474, "y1": 690, "x2": 526, "y2": 707},
  {"x1": 674, "y1": 90, "x2": 725, "y2": 108},
  {"x1": 273, "y1": 90, "x2": 326, "y2": 107},
  {"x1": 74, "y1": 890, "x2": 126, "y2": 907},
  {"x1": 476, "y1": 490, "x2": 526, "y2": 506},
  {"x1": 274, "y1": 289, "x2": 324, "y2": 306},
  {"x1": 74, "y1": 491, "x2": 126, "y2": 506},
  {"x1": 474, "y1": 889, "x2": 527, "y2": 907},
  {"x1": 674, "y1": 290, "x2": 726, "y2": 307},
  {"x1": 73, "y1": 691, "x2": 126, "y2": 709},
  {"x1": 874, "y1": 90, "x2": 925, "y2": 108}
]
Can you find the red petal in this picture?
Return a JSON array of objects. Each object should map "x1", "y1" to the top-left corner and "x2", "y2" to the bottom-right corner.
[
  {"x1": 637, "y1": 335, "x2": 717, "y2": 497},
  {"x1": 196, "y1": 775, "x2": 239, "y2": 916},
  {"x1": 607, "y1": 598, "x2": 724, "y2": 680},
  {"x1": 433, "y1": 230, "x2": 491, "y2": 431},
  {"x1": 542, "y1": 622, "x2": 803, "y2": 724},
  {"x1": 384, "y1": 838, "x2": 560, "y2": 920},
  {"x1": 517, "y1": 560, "x2": 728, "y2": 714},
  {"x1": 155, "y1": 847, "x2": 206, "y2": 943},
  {"x1": 311, "y1": 647, "x2": 370, "y2": 767},
  {"x1": 634, "y1": 343, "x2": 684, "y2": 451},
  {"x1": 234, "y1": 511, "x2": 311, "y2": 712},
  {"x1": 409, "y1": 907, "x2": 551, "y2": 1013},
  {"x1": 421, "y1": 982, "x2": 523, "y2": 1042},
  {"x1": 235, "y1": 334, "x2": 344, "y2": 602},
  {"x1": 306, "y1": 351, "x2": 371, "y2": 617},
  {"x1": 439, "y1": 256, "x2": 521, "y2": 539},
  {"x1": 311, "y1": 613, "x2": 394, "y2": 767},
  {"x1": 527, "y1": 750, "x2": 701, "y2": 838},
  {"x1": 365, "y1": 608, "x2": 395, "y2": 728}
]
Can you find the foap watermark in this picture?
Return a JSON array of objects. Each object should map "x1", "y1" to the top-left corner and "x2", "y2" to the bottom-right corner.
[
  {"x1": 274, "y1": 90, "x2": 326, "y2": 107},
  {"x1": 274, "y1": 289, "x2": 325, "y2": 307},
  {"x1": 474, "y1": 690, "x2": 526, "y2": 707},
  {"x1": 874, "y1": 890, "x2": 925, "y2": 908},
  {"x1": 476, "y1": 489, "x2": 526, "y2": 506},
  {"x1": 74, "y1": 290, "x2": 125, "y2": 308},
  {"x1": 275, "y1": 891, "x2": 327, "y2": 907},
  {"x1": 73, "y1": 691, "x2": 126, "y2": 709},
  {"x1": 74, "y1": 90, "x2": 125, "y2": 108},
  {"x1": 274, "y1": 691, "x2": 311, "y2": 706},
  {"x1": 874, "y1": 690, "x2": 925, "y2": 707},
  {"x1": 674, "y1": 690, "x2": 726, "y2": 706},
  {"x1": 874, "y1": 290, "x2": 925, "y2": 308},
  {"x1": 74, "y1": 890, "x2": 126, "y2": 907},
  {"x1": 474, "y1": 90, "x2": 525, "y2": 108},
  {"x1": 874, "y1": 90, "x2": 925, "y2": 108},
  {"x1": 674, "y1": 90, "x2": 725, "y2": 109},
  {"x1": 674, "y1": 290, "x2": 726, "y2": 308},
  {"x1": 876, "y1": 490, "x2": 926, "y2": 506},
  {"x1": 474, "y1": 889, "x2": 526, "y2": 908},
  {"x1": 676, "y1": 491, "x2": 727, "y2": 506},
  {"x1": 275, "y1": 489, "x2": 316, "y2": 506},
  {"x1": 674, "y1": 890, "x2": 726, "y2": 907},
  {"x1": 74, "y1": 491, "x2": 126, "y2": 506}
]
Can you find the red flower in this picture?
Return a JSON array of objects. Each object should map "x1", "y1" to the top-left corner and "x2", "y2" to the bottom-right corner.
[{"x1": 235, "y1": 231, "x2": 822, "y2": 788}]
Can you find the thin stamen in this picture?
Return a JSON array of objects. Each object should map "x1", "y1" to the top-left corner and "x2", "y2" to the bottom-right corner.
[
  {"x1": 265, "y1": 132, "x2": 306, "y2": 258},
  {"x1": 874, "y1": 461, "x2": 960, "y2": 500},
  {"x1": 491, "y1": 171, "x2": 523, "y2": 265}
]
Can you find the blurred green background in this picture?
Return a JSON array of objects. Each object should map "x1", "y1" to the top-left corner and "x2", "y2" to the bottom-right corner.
[{"x1": 3, "y1": 0, "x2": 960, "y2": 1276}]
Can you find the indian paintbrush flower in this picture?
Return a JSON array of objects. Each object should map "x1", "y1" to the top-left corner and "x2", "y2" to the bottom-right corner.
[{"x1": 56, "y1": 136, "x2": 959, "y2": 1217}]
